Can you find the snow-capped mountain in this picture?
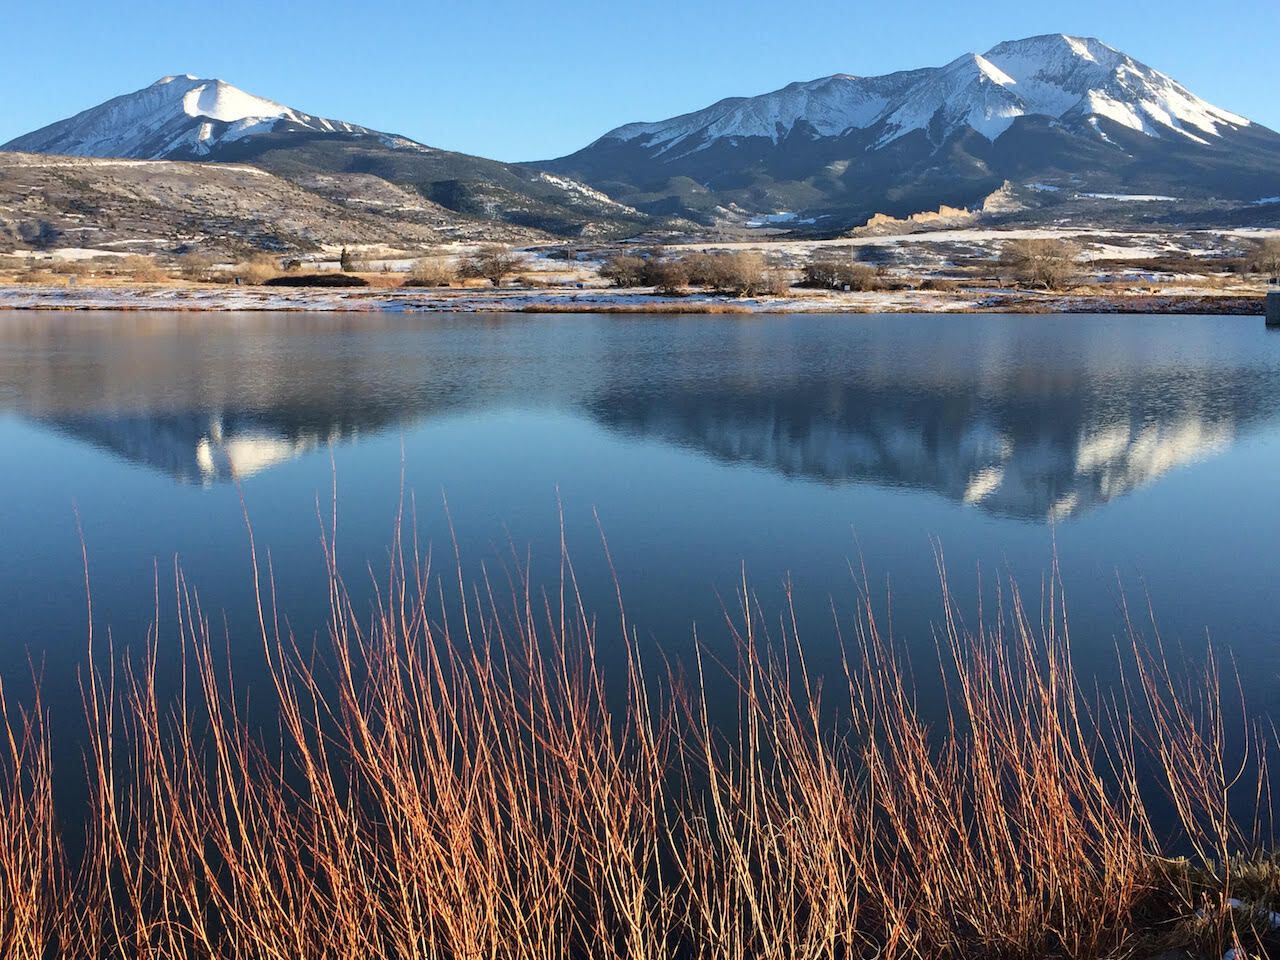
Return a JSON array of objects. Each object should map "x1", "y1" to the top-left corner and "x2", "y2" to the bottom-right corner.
[
  {"x1": 3, "y1": 74, "x2": 401, "y2": 160},
  {"x1": 544, "y1": 34, "x2": 1280, "y2": 228},
  {"x1": 2, "y1": 76, "x2": 650, "y2": 237},
  {"x1": 599, "y1": 36, "x2": 1248, "y2": 156}
]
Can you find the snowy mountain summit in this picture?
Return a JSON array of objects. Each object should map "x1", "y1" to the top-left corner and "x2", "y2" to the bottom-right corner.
[
  {"x1": 598, "y1": 35, "x2": 1249, "y2": 156},
  {"x1": 3, "y1": 74, "x2": 400, "y2": 159}
]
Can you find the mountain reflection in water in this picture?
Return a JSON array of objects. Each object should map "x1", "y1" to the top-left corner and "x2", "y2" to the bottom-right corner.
[{"x1": 1, "y1": 311, "x2": 1276, "y2": 521}]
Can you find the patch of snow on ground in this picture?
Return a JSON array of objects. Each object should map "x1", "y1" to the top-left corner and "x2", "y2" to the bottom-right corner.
[{"x1": 1082, "y1": 193, "x2": 1179, "y2": 202}]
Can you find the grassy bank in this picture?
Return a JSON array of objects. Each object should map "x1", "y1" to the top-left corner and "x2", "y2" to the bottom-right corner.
[{"x1": 1, "y1": 530, "x2": 1276, "y2": 960}]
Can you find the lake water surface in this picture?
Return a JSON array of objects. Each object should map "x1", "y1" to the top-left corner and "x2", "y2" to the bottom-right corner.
[{"x1": 2, "y1": 310, "x2": 1279, "y2": 733}]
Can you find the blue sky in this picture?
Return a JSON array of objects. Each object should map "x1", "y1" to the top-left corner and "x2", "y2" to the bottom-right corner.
[{"x1": 5, "y1": 0, "x2": 1277, "y2": 161}]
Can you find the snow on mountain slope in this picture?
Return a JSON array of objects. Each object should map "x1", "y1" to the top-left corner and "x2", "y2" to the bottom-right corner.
[
  {"x1": 2, "y1": 75, "x2": 387, "y2": 160},
  {"x1": 603, "y1": 71, "x2": 926, "y2": 158},
  {"x1": 593, "y1": 34, "x2": 1252, "y2": 155},
  {"x1": 876, "y1": 53, "x2": 1024, "y2": 143}
]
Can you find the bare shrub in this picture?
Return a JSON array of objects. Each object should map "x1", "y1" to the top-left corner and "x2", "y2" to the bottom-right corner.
[
  {"x1": 50, "y1": 260, "x2": 91, "y2": 277},
  {"x1": 403, "y1": 257, "x2": 457, "y2": 287},
  {"x1": 459, "y1": 245, "x2": 522, "y2": 286},
  {"x1": 176, "y1": 253, "x2": 217, "y2": 283},
  {"x1": 14, "y1": 268, "x2": 55, "y2": 285},
  {"x1": 599, "y1": 254, "x2": 647, "y2": 288},
  {"x1": 762, "y1": 267, "x2": 793, "y2": 296},
  {"x1": 220, "y1": 254, "x2": 282, "y2": 285},
  {"x1": 801, "y1": 255, "x2": 881, "y2": 291},
  {"x1": 659, "y1": 251, "x2": 775, "y2": 296},
  {"x1": 1253, "y1": 238, "x2": 1280, "y2": 283},
  {"x1": 705, "y1": 252, "x2": 769, "y2": 296},
  {"x1": 681, "y1": 251, "x2": 720, "y2": 287},
  {"x1": 921, "y1": 277, "x2": 960, "y2": 292},
  {"x1": 117, "y1": 255, "x2": 165, "y2": 283},
  {"x1": 641, "y1": 258, "x2": 689, "y2": 295},
  {"x1": 1000, "y1": 238, "x2": 1080, "y2": 290}
]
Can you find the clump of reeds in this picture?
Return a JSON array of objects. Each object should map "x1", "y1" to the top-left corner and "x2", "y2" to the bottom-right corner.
[{"x1": 0, "y1": 517, "x2": 1275, "y2": 960}]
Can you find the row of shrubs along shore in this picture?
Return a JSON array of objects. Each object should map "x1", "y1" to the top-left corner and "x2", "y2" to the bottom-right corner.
[
  {"x1": 3, "y1": 236, "x2": 1279, "y2": 295},
  {"x1": 3, "y1": 519, "x2": 1280, "y2": 960}
]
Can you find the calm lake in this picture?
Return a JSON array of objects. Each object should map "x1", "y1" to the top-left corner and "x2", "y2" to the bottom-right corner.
[{"x1": 2, "y1": 310, "x2": 1279, "y2": 733}]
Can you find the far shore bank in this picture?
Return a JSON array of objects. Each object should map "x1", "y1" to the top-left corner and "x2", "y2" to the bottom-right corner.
[{"x1": 0, "y1": 283, "x2": 1267, "y2": 316}]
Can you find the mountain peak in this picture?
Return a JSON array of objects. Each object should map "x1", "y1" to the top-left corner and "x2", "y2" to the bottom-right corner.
[
  {"x1": 588, "y1": 33, "x2": 1253, "y2": 156},
  {"x1": 1, "y1": 76, "x2": 371, "y2": 160},
  {"x1": 944, "y1": 53, "x2": 1017, "y2": 87}
]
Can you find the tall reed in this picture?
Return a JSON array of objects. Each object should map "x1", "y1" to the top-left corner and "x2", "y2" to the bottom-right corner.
[{"x1": 0, "y1": 520, "x2": 1272, "y2": 959}]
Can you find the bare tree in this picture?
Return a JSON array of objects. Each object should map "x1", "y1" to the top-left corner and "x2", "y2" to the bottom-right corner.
[
  {"x1": 999, "y1": 239, "x2": 1079, "y2": 290},
  {"x1": 1255, "y1": 238, "x2": 1280, "y2": 283},
  {"x1": 461, "y1": 245, "x2": 521, "y2": 286}
]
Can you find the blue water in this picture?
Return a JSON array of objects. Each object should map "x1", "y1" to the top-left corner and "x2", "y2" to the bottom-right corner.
[{"x1": 1, "y1": 310, "x2": 1279, "y2": 732}]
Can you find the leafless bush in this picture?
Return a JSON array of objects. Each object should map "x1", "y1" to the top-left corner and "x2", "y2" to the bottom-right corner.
[
  {"x1": 1000, "y1": 238, "x2": 1080, "y2": 290},
  {"x1": 641, "y1": 258, "x2": 690, "y2": 295},
  {"x1": 680, "y1": 251, "x2": 720, "y2": 287},
  {"x1": 215, "y1": 254, "x2": 281, "y2": 285},
  {"x1": 176, "y1": 252, "x2": 217, "y2": 282},
  {"x1": 459, "y1": 245, "x2": 522, "y2": 286},
  {"x1": 116, "y1": 255, "x2": 165, "y2": 283},
  {"x1": 704, "y1": 252, "x2": 770, "y2": 296},
  {"x1": 13, "y1": 268, "x2": 55, "y2": 285},
  {"x1": 652, "y1": 251, "x2": 777, "y2": 297},
  {"x1": 403, "y1": 257, "x2": 457, "y2": 287},
  {"x1": 762, "y1": 267, "x2": 793, "y2": 296},
  {"x1": 599, "y1": 254, "x2": 647, "y2": 288},
  {"x1": 801, "y1": 255, "x2": 882, "y2": 291},
  {"x1": 921, "y1": 277, "x2": 960, "y2": 292},
  {"x1": 1253, "y1": 238, "x2": 1280, "y2": 283}
]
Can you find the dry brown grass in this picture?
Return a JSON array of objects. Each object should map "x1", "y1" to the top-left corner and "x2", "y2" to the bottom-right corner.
[
  {"x1": 0, "y1": 518, "x2": 1275, "y2": 960},
  {"x1": 520, "y1": 301, "x2": 755, "y2": 314},
  {"x1": 112, "y1": 255, "x2": 166, "y2": 283}
]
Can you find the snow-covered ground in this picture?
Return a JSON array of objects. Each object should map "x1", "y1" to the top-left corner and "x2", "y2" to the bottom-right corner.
[{"x1": 0, "y1": 283, "x2": 1261, "y2": 316}]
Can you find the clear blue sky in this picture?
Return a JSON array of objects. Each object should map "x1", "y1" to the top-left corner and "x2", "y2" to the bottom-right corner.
[{"x1": 5, "y1": 0, "x2": 1277, "y2": 162}]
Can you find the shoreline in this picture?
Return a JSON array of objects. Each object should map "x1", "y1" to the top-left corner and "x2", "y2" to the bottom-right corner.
[{"x1": 0, "y1": 283, "x2": 1267, "y2": 315}]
